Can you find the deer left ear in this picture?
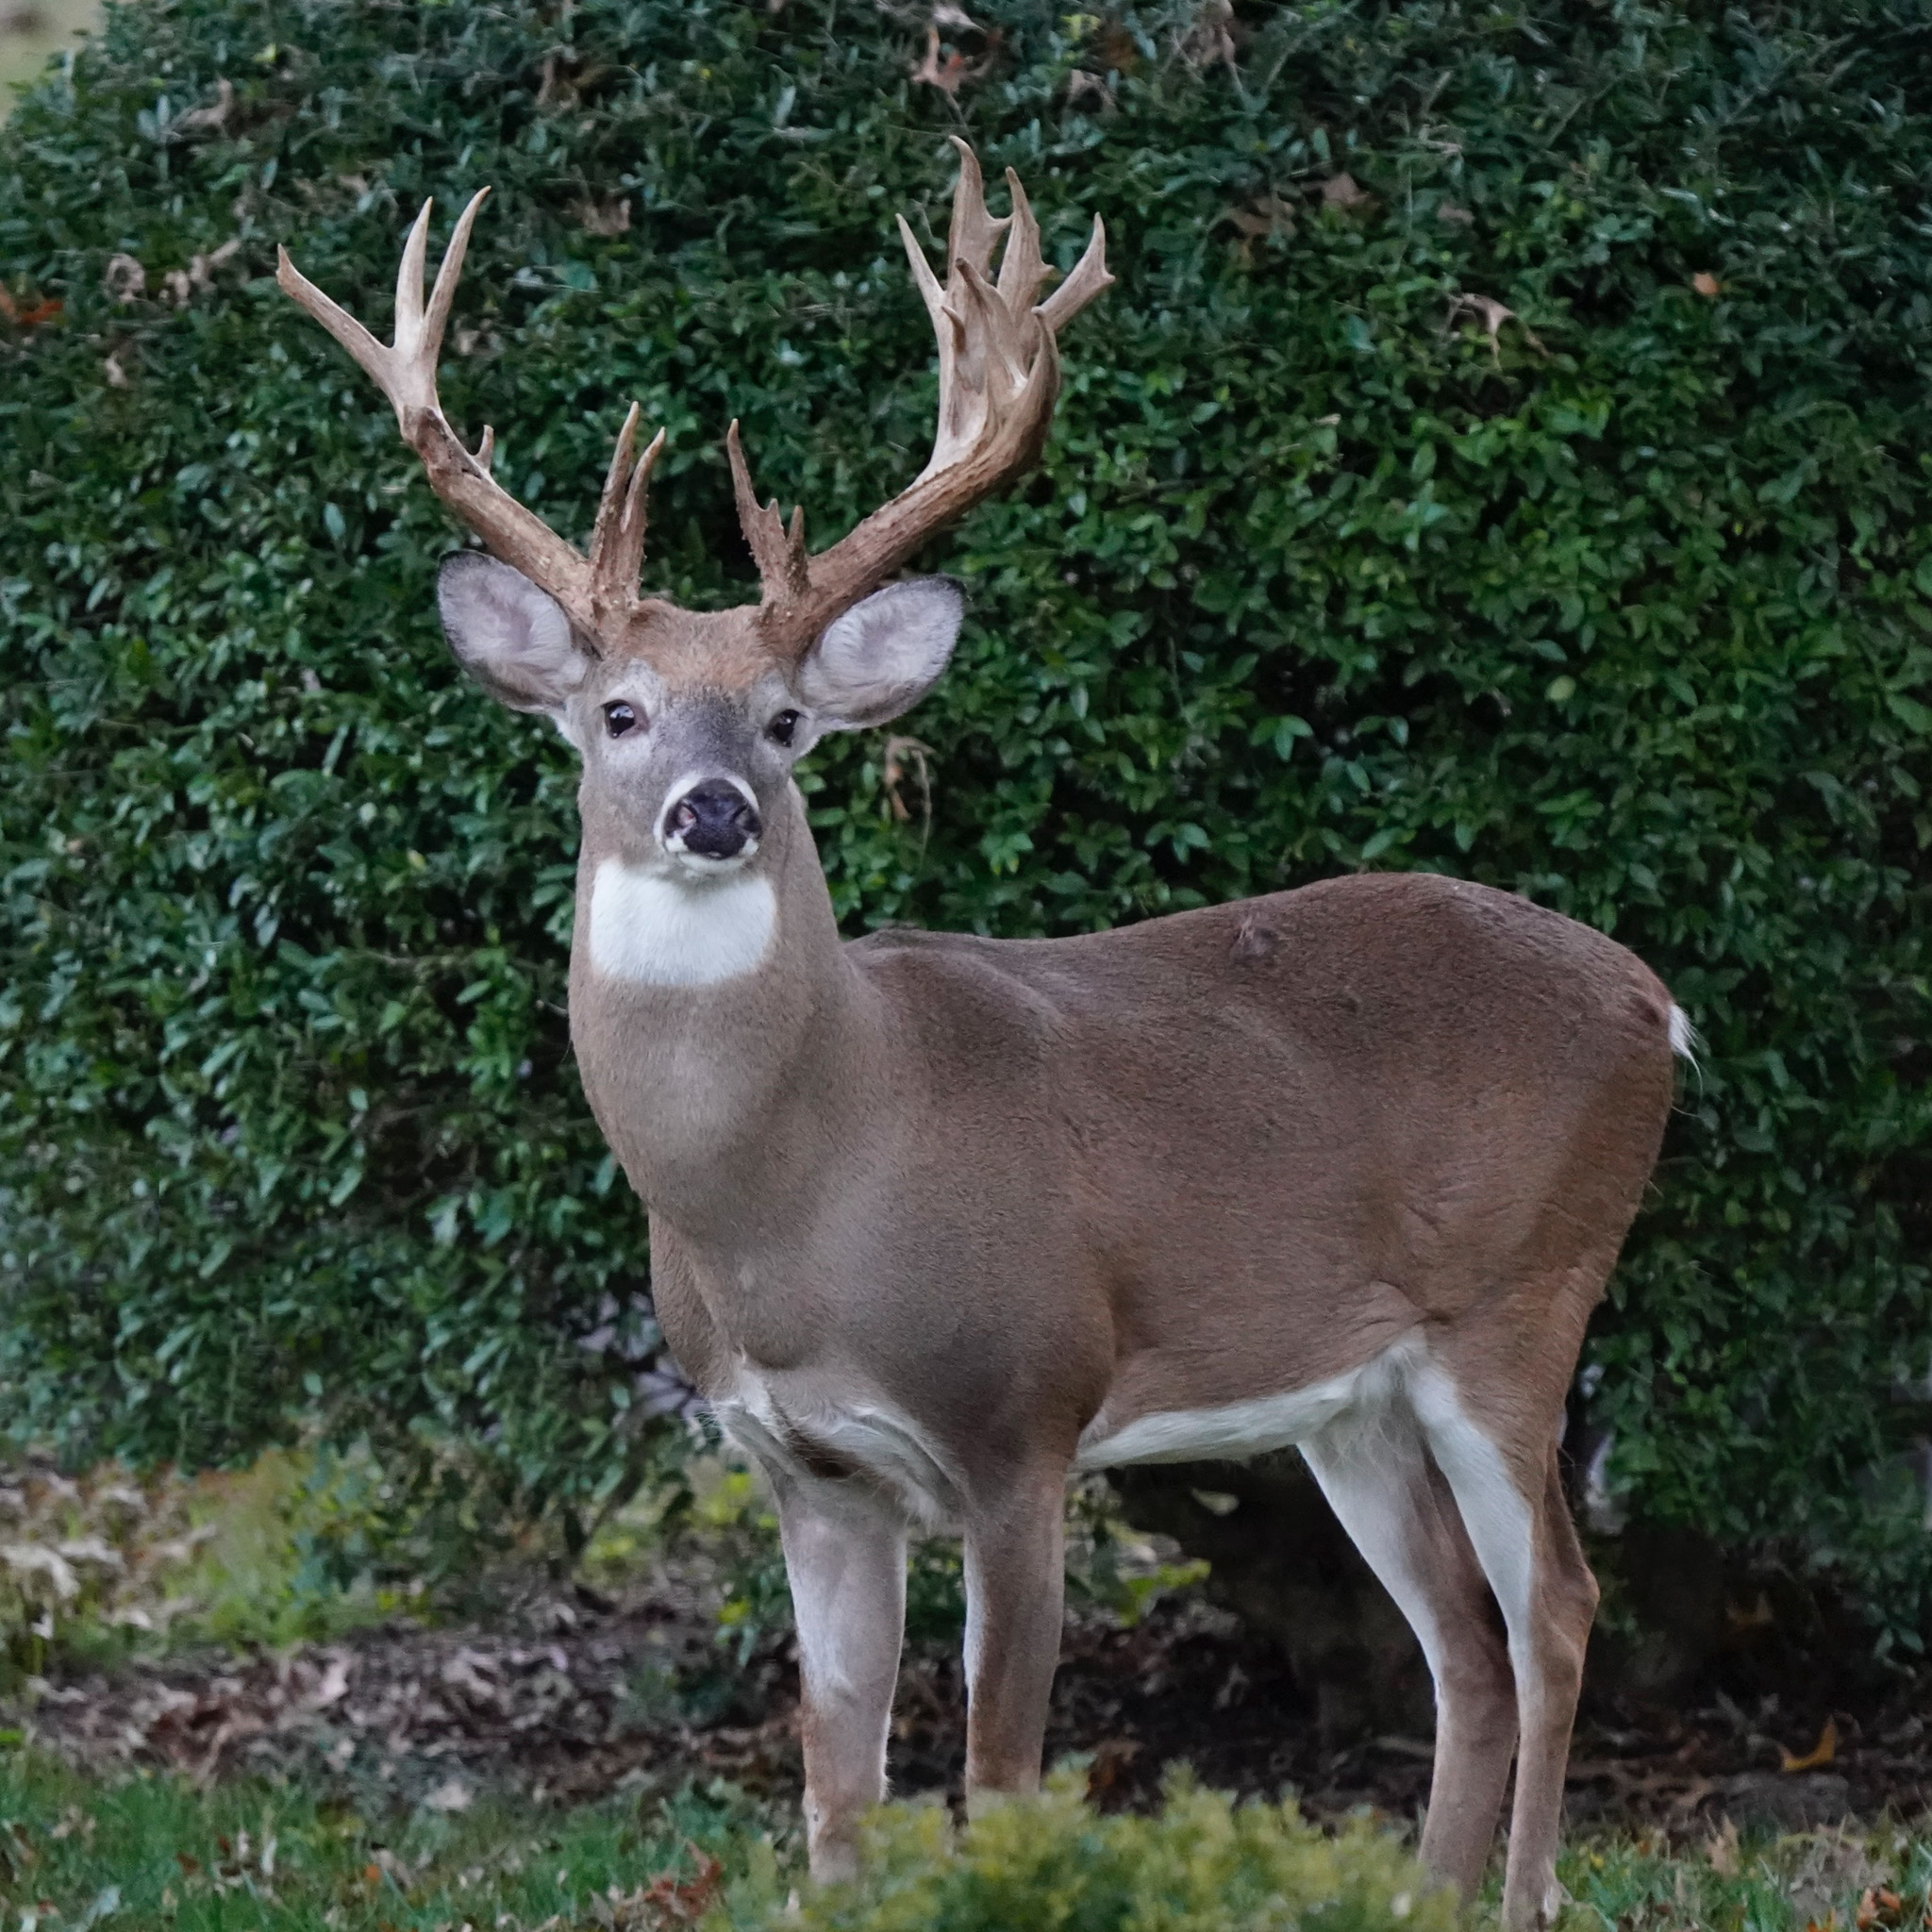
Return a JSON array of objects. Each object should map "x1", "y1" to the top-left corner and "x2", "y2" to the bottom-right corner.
[{"x1": 797, "y1": 577, "x2": 964, "y2": 729}]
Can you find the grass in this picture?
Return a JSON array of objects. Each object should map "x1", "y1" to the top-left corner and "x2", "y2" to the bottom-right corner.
[
  {"x1": 1560, "y1": 1828, "x2": 1914, "y2": 1932},
  {"x1": 0, "y1": 1750, "x2": 774, "y2": 1928},
  {"x1": 0, "y1": 1746, "x2": 1918, "y2": 1931}
]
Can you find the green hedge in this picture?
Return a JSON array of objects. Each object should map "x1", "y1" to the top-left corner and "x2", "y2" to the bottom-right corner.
[
  {"x1": 2, "y1": 0, "x2": 1929, "y2": 1619},
  {"x1": 721, "y1": 1773, "x2": 1451, "y2": 1932}
]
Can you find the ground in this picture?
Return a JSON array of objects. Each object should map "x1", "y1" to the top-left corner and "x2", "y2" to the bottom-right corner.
[
  {"x1": 0, "y1": 1467, "x2": 1926, "y2": 1924},
  {"x1": 8, "y1": 1566, "x2": 1932, "y2": 1928},
  {"x1": 15, "y1": 1557, "x2": 1924, "y2": 1843}
]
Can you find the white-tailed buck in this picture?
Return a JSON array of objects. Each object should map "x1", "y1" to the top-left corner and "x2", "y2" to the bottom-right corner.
[{"x1": 280, "y1": 142, "x2": 1685, "y2": 1930}]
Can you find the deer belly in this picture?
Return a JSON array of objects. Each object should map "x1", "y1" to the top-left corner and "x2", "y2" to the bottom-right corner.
[
  {"x1": 710, "y1": 1372, "x2": 963, "y2": 1528},
  {"x1": 1074, "y1": 1334, "x2": 1422, "y2": 1470}
]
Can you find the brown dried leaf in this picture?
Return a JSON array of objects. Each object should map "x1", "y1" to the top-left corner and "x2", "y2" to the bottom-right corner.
[
  {"x1": 1705, "y1": 1815, "x2": 1740, "y2": 1876},
  {"x1": 882, "y1": 736, "x2": 934, "y2": 830},
  {"x1": 910, "y1": 24, "x2": 982, "y2": 94},
  {"x1": 629, "y1": 1847, "x2": 722, "y2": 1926},
  {"x1": 1855, "y1": 1889, "x2": 1907, "y2": 1932},
  {"x1": 1321, "y1": 172, "x2": 1375, "y2": 213},
  {"x1": 575, "y1": 194, "x2": 633, "y2": 238},
  {"x1": 1446, "y1": 291, "x2": 1543, "y2": 363},
  {"x1": 103, "y1": 255, "x2": 146, "y2": 304},
  {"x1": 173, "y1": 77, "x2": 233, "y2": 137},
  {"x1": 1227, "y1": 192, "x2": 1296, "y2": 241},
  {"x1": 1093, "y1": 21, "x2": 1139, "y2": 73},
  {"x1": 1174, "y1": 0, "x2": 1236, "y2": 70},
  {"x1": 1780, "y1": 1715, "x2": 1838, "y2": 1773},
  {"x1": 1065, "y1": 69, "x2": 1113, "y2": 113}
]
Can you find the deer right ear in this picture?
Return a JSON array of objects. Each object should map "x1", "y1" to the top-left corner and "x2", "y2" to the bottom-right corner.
[{"x1": 436, "y1": 552, "x2": 591, "y2": 716}]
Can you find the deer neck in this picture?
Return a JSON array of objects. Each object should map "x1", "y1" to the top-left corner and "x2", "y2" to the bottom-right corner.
[{"x1": 566, "y1": 782, "x2": 870, "y2": 1241}]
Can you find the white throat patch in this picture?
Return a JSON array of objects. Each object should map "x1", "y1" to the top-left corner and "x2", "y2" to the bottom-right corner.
[{"x1": 587, "y1": 858, "x2": 776, "y2": 987}]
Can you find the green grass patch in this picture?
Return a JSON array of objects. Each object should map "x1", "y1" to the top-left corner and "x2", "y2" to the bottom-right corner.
[
  {"x1": 0, "y1": 1746, "x2": 1920, "y2": 1931},
  {"x1": 0, "y1": 1749, "x2": 768, "y2": 1928},
  {"x1": 1560, "y1": 1825, "x2": 1922, "y2": 1932}
]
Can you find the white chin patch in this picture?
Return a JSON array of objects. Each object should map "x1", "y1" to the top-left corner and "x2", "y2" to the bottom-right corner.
[
  {"x1": 588, "y1": 858, "x2": 776, "y2": 987},
  {"x1": 661, "y1": 840, "x2": 759, "y2": 876}
]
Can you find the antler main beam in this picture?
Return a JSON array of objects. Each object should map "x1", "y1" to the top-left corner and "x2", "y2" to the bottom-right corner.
[
  {"x1": 277, "y1": 192, "x2": 661, "y2": 640},
  {"x1": 732, "y1": 138, "x2": 1113, "y2": 654}
]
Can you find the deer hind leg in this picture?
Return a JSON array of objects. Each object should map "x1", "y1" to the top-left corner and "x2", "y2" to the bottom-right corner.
[
  {"x1": 1300, "y1": 1408, "x2": 1517, "y2": 1900},
  {"x1": 774, "y1": 1478, "x2": 909, "y2": 1882},
  {"x1": 1410, "y1": 1370, "x2": 1598, "y2": 1932}
]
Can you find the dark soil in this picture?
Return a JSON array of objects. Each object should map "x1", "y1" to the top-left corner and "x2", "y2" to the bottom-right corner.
[{"x1": 14, "y1": 1569, "x2": 1927, "y2": 1840}]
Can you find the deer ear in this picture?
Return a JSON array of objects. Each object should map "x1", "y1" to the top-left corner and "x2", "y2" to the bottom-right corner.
[
  {"x1": 797, "y1": 577, "x2": 964, "y2": 729},
  {"x1": 436, "y1": 552, "x2": 591, "y2": 715}
]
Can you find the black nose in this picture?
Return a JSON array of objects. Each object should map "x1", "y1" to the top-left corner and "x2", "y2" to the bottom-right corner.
[{"x1": 667, "y1": 778, "x2": 761, "y2": 859}]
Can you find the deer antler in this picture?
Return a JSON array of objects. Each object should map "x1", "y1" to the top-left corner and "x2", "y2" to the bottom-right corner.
[
  {"x1": 730, "y1": 138, "x2": 1113, "y2": 653},
  {"x1": 277, "y1": 192, "x2": 664, "y2": 641},
  {"x1": 281, "y1": 153, "x2": 1108, "y2": 658}
]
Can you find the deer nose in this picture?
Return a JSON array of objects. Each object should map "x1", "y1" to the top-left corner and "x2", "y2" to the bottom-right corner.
[{"x1": 665, "y1": 778, "x2": 761, "y2": 861}]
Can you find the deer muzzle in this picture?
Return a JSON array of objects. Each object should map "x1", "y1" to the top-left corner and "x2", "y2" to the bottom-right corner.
[{"x1": 662, "y1": 776, "x2": 762, "y2": 866}]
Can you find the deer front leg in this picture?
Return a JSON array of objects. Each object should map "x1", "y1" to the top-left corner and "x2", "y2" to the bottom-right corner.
[
  {"x1": 775, "y1": 1481, "x2": 909, "y2": 1882},
  {"x1": 961, "y1": 1470, "x2": 1067, "y2": 1808}
]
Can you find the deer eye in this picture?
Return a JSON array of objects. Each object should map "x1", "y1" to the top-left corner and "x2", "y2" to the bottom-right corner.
[
  {"x1": 768, "y1": 709, "x2": 801, "y2": 747},
  {"x1": 604, "y1": 701, "x2": 639, "y2": 738}
]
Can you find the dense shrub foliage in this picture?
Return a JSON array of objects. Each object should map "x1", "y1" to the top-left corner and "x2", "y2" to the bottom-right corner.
[
  {"x1": 723, "y1": 1774, "x2": 1451, "y2": 1932},
  {"x1": 1, "y1": 0, "x2": 1928, "y2": 1615}
]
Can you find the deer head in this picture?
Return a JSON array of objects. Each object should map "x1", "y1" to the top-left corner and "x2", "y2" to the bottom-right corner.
[{"x1": 277, "y1": 142, "x2": 1110, "y2": 881}]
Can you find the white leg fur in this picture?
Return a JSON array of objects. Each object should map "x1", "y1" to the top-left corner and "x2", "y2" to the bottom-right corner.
[
  {"x1": 1409, "y1": 1361, "x2": 1579, "y2": 1931},
  {"x1": 1407, "y1": 1364, "x2": 1537, "y2": 1651},
  {"x1": 1300, "y1": 1410, "x2": 1448, "y2": 1681},
  {"x1": 1076, "y1": 1334, "x2": 1423, "y2": 1470},
  {"x1": 774, "y1": 1480, "x2": 908, "y2": 1881},
  {"x1": 1301, "y1": 1392, "x2": 1520, "y2": 1903}
]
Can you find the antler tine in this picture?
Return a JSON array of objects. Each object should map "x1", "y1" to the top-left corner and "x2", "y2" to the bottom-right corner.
[
  {"x1": 420, "y1": 191, "x2": 486, "y2": 377},
  {"x1": 726, "y1": 421, "x2": 811, "y2": 611},
  {"x1": 1038, "y1": 213, "x2": 1113, "y2": 334},
  {"x1": 994, "y1": 169, "x2": 1053, "y2": 317},
  {"x1": 588, "y1": 405, "x2": 667, "y2": 612},
  {"x1": 390, "y1": 197, "x2": 436, "y2": 407},
  {"x1": 279, "y1": 193, "x2": 648, "y2": 635},
  {"x1": 944, "y1": 136, "x2": 1010, "y2": 282},
  {"x1": 750, "y1": 145, "x2": 1113, "y2": 656}
]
